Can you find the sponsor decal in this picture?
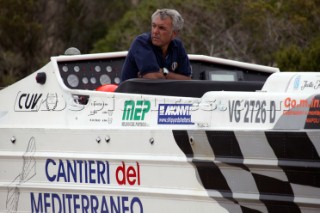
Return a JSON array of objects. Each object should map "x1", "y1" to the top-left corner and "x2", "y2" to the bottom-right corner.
[
  {"x1": 45, "y1": 159, "x2": 140, "y2": 186},
  {"x1": 158, "y1": 104, "x2": 193, "y2": 125},
  {"x1": 30, "y1": 159, "x2": 143, "y2": 212},
  {"x1": 292, "y1": 75, "x2": 320, "y2": 91},
  {"x1": 301, "y1": 80, "x2": 320, "y2": 90},
  {"x1": 293, "y1": 75, "x2": 301, "y2": 90},
  {"x1": 7, "y1": 138, "x2": 144, "y2": 212},
  {"x1": 171, "y1": 62, "x2": 178, "y2": 71},
  {"x1": 88, "y1": 97, "x2": 115, "y2": 124},
  {"x1": 30, "y1": 193, "x2": 143, "y2": 213},
  {"x1": 304, "y1": 96, "x2": 320, "y2": 128},
  {"x1": 122, "y1": 100, "x2": 150, "y2": 126},
  {"x1": 45, "y1": 93, "x2": 58, "y2": 111},
  {"x1": 15, "y1": 92, "x2": 43, "y2": 111},
  {"x1": 282, "y1": 97, "x2": 320, "y2": 116},
  {"x1": 14, "y1": 92, "x2": 67, "y2": 112},
  {"x1": 284, "y1": 97, "x2": 320, "y2": 108}
]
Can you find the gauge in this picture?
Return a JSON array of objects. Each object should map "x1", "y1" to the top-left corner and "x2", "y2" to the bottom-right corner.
[
  {"x1": 106, "y1": 66, "x2": 112, "y2": 72},
  {"x1": 82, "y1": 77, "x2": 89, "y2": 84},
  {"x1": 62, "y1": 66, "x2": 68, "y2": 72},
  {"x1": 100, "y1": 74, "x2": 111, "y2": 85},
  {"x1": 95, "y1": 65, "x2": 101, "y2": 72},
  {"x1": 90, "y1": 77, "x2": 97, "y2": 84},
  {"x1": 114, "y1": 77, "x2": 121, "y2": 84},
  {"x1": 74, "y1": 65, "x2": 80, "y2": 72},
  {"x1": 67, "y1": 74, "x2": 79, "y2": 88}
]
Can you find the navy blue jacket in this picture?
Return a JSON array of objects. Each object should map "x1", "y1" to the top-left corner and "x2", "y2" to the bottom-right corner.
[{"x1": 121, "y1": 33, "x2": 191, "y2": 82}]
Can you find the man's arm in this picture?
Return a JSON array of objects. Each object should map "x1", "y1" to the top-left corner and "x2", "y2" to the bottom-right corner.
[
  {"x1": 165, "y1": 72, "x2": 191, "y2": 80},
  {"x1": 142, "y1": 69, "x2": 191, "y2": 80},
  {"x1": 142, "y1": 71, "x2": 165, "y2": 79}
]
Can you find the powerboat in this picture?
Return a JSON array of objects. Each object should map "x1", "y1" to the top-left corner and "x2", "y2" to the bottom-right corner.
[{"x1": 1, "y1": 50, "x2": 319, "y2": 213}]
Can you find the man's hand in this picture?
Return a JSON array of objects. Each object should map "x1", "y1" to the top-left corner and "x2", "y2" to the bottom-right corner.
[
  {"x1": 142, "y1": 71, "x2": 166, "y2": 79},
  {"x1": 165, "y1": 72, "x2": 191, "y2": 80},
  {"x1": 142, "y1": 69, "x2": 191, "y2": 80}
]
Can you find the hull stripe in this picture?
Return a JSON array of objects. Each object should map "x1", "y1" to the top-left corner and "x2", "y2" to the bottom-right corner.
[{"x1": 173, "y1": 130, "x2": 320, "y2": 212}]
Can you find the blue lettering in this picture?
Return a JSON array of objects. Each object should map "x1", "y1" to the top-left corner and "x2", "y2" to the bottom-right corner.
[
  {"x1": 97, "y1": 161, "x2": 105, "y2": 184},
  {"x1": 67, "y1": 160, "x2": 77, "y2": 182},
  {"x1": 106, "y1": 161, "x2": 110, "y2": 184},
  {"x1": 44, "y1": 193, "x2": 51, "y2": 212},
  {"x1": 74, "y1": 194, "x2": 80, "y2": 213},
  {"x1": 97, "y1": 161, "x2": 110, "y2": 184},
  {"x1": 82, "y1": 195, "x2": 90, "y2": 213},
  {"x1": 45, "y1": 159, "x2": 56, "y2": 182},
  {"x1": 31, "y1": 192, "x2": 43, "y2": 213},
  {"x1": 85, "y1": 161, "x2": 88, "y2": 183},
  {"x1": 30, "y1": 193, "x2": 144, "y2": 213},
  {"x1": 89, "y1": 160, "x2": 96, "y2": 183},
  {"x1": 78, "y1": 160, "x2": 84, "y2": 183},
  {"x1": 57, "y1": 159, "x2": 67, "y2": 182},
  {"x1": 62, "y1": 194, "x2": 66, "y2": 212},
  {"x1": 66, "y1": 194, "x2": 73, "y2": 212},
  {"x1": 51, "y1": 193, "x2": 62, "y2": 213},
  {"x1": 101, "y1": 196, "x2": 109, "y2": 213},
  {"x1": 111, "y1": 196, "x2": 120, "y2": 213},
  {"x1": 122, "y1": 196, "x2": 129, "y2": 212},
  {"x1": 131, "y1": 197, "x2": 143, "y2": 213},
  {"x1": 91, "y1": 195, "x2": 99, "y2": 213},
  {"x1": 45, "y1": 159, "x2": 111, "y2": 185}
]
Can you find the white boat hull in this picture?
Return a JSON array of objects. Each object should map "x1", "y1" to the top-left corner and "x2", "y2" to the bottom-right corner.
[{"x1": 0, "y1": 52, "x2": 319, "y2": 212}]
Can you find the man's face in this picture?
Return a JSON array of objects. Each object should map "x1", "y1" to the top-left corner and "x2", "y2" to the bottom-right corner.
[{"x1": 151, "y1": 15, "x2": 177, "y2": 48}]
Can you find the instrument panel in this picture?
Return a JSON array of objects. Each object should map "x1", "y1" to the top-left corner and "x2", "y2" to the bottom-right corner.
[
  {"x1": 57, "y1": 54, "x2": 276, "y2": 90},
  {"x1": 57, "y1": 58, "x2": 123, "y2": 90}
]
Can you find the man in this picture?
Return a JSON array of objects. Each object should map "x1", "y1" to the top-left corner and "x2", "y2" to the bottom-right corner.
[{"x1": 121, "y1": 9, "x2": 192, "y2": 82}]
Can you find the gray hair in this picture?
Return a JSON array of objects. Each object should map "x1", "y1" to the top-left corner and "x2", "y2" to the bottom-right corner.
[{"x1": 151, "y1": 9, "x2": 184, "y2": 32}]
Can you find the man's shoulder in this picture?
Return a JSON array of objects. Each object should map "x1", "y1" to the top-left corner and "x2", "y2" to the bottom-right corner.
[
  {"x1": 134, "y1": 33, "x2": 151, "y2": 44},
  {"x1": 129, "y1": 33, "x2": 152, "y2": 54},
  {"x1": 171, "y1": 38, "x2": 184, "y2": 48}
]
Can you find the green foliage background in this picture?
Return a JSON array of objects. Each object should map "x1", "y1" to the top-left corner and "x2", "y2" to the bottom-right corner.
[{"x1": 0, "y1": 0, "x2": 319, "y2": 86}]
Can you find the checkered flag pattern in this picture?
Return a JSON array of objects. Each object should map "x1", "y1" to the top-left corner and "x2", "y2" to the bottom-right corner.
[{"x1": 173, "y1": 130, "x2": 320, "y2": 213}]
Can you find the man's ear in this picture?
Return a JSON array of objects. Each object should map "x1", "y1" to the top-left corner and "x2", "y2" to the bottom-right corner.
[{"x1": 172, "y1": 31, "x2": 178, "y2": 39}]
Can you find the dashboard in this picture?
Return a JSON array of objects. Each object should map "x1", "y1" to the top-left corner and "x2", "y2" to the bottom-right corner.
[
  {"x1": 58, "y1": 58, "x2": 123, "y2": 90},
  {"x1": 57, "y1": 54, "x2": 276, "y2": 90}
]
